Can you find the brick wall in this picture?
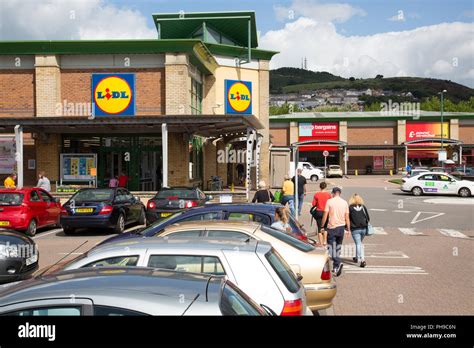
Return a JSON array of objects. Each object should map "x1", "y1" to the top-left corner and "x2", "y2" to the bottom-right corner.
[
  {"x1": 270, "y1": 128, "x2": 289, "y2": 146},
  {"x1": 459, "y1": 126, "x2": 474, "y2": 143},
  {"x1": 167, "y1": 133, "x2": 190, "y2": 187},
  {"x1": 0, "y1": 70, "x2": 35, "y2": 117},
  {"x1": 36, "y1": 134, "x2": 61, "y2": 185},
  {"x1": 60, "y1": 68, "x2": 165, "y2": 115},
  {"x1": 348, "y1": 126, "x2": 396, "y2": 145}
]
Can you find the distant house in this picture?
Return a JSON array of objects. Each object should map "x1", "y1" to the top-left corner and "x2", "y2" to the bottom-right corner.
[
  {"x1": 364, "y1": 88, "x2": 373, "y2": 96},
  {"x1": 327, "y1": 97, "x2": 343, "y2": 105},
  {"x1": 343, "y1": 97, "x2": 359, "y2": 104}
]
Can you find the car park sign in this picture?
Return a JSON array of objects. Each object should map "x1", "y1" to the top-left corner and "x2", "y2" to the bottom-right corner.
[
  {"x1": 92, "y1": 74, "x2": 135, "y2": 116},
  {"x1": 225, "y1": 79, "x2": 252, "y2": 114}
]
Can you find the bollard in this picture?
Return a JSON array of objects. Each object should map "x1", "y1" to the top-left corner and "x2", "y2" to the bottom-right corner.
[
  {"x1": 390, "y1": 169, "x2": 393, "y2": 176},
  {"x1": 355, "y1": 169, "x2": 358, "y2": 176},
  {"x1": 231, "y1": 183, "x2": 234, "y2": 192}
]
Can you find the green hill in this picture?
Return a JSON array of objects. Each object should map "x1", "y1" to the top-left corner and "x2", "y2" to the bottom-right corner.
[{"x1": 270, "y1": 68, "x2": 474, "y2": 103}]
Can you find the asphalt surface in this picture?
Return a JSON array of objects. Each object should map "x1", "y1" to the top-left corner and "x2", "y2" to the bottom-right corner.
[{"x1": 28, "y1": 175, "x2": 474, "y2": 315}]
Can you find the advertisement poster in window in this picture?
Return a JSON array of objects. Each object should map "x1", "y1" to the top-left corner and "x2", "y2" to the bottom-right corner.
[
  {"x1": 373, "y1": 156, "x2": 384, "y2": 170},
  {"x1": 61, "y1": 154, "x2": 97, "y2": 181},
  {"x1": 0, "y1": 136, "x2": 16, "y2": 174},
  {"x1": 384, "y1": 156, "x2": 394, "y2": 169}
]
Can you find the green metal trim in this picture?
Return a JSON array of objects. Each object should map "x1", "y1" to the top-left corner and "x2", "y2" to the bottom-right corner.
[
  {"x1": 205, "y1": 42, "x2": 278, "y2": 60},
  {"x1": 270, "y1": 113, "x2": 474, "y2": 122}
]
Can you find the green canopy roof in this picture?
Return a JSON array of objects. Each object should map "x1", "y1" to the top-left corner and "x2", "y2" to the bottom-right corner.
[{"x1": 152, "y1": 11, "x2": 258, "y2": 48}]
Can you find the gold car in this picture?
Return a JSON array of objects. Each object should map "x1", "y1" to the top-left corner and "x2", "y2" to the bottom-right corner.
[{"x1": 156, "y1": 220, "x2": 336, "y2": 311}]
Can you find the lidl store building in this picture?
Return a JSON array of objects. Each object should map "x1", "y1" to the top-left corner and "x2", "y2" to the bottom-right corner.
[{"x1": 0, "y1": 12, "x2": 276, "y2": 191}]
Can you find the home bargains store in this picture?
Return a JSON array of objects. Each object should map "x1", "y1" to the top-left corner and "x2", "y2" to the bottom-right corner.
[
  {"x1": 270, "y1": 112, "x2": 474, "y2": 174},
  {"x1": 0, "y1": 11, "x2": 277, "y2": 191}
]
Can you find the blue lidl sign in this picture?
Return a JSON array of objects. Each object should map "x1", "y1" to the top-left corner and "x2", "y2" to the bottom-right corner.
[
  {"x1": 225, "y1": 79, "x2": 252, "y2": 115},
  {"x1": 92, "y1": 73, "x2": 135, "y2": 116}
]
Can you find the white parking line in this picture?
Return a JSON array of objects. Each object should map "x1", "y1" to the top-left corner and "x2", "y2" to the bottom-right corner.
[
  {"x1": 344, "y1": 265, "x2": 428, "y2": 275},
  {"x1": 393, "y1": 210, "x2": 411, "y2": 213},
  {"x1": 438, "y1": 229, "x2": 469, "y2": 239},
  {"x1": 399, "y1": 228, "x2": 424, "y2": 236},
  {"x1": 410, "y1": 211, "x2": 445, "y2": 224},
  {"x1": 366, "y1": 251, "x2": 409, "y2": 259},
  {"x1": 58, "y1": 252, "x2": 84, "y2": 255},
  {"x1": 370, "y1": 209, "x2": 387, "y2": 212},
  {"x1": 32, "y1": 228, "x2": 63, "y2": 240},
  {"x1": 373, "y1": 227, "x2": 388, "y2": 235}
]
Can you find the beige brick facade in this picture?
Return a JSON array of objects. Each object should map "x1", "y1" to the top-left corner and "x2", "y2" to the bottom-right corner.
[
  {"x1": 165, "y1": 53, "x2": 191, "y2": 115},
  {"x1": 258, "y1": 60, "x2": 270, "y2": 186},
  {"x1": 35, "y1": 55, "x2": 61, "y2": 117},
  {"x1": 35, "y1": 133, "x2": 61, "y2": 188}
]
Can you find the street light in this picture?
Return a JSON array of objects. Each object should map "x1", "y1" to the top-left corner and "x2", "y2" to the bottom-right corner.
[{"x1": 438, "y1": 89, "x2": 447, "y2": 164}]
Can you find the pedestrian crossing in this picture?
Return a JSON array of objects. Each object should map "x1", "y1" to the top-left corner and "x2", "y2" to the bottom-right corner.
[{"x1": 368, "y1": 226, "x2": 472, "y2": 239}]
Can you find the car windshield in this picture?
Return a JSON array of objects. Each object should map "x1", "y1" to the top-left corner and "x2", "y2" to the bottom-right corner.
[
  {"x1": 72, "y1": 189, "x2": 114, "y2": 203},
  {"x1": 155, "y1": 189, "x2": 197, "y2": 199},
  {"x1": 139, "y1": 212, "x2": 184, "y2": 236},
  {"x1": 260, "y1": 225, "x2": 315, "y2": 252},
  {"x1": 0, "y1": 193, "x2": 24, "y2": 206},
  {"x1": 329, "y1": 166, "x2": 340, "y2": 169},
  {"x1": 220, "y1": 281, "x2": 266, "y2": 316}
]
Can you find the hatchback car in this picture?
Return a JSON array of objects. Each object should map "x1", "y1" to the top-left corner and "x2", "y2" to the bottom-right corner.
[
  {"x1": 61, "y1": 238, "x2": 307, "y2": 316},
  {"x1": 60, "y1": 188, "x2": 145, "y2": 235},
  {"x1": 327, "y1": 165, "x2": 343, "y2": 178},
  {"x1": 146, "y1": 187, "x2": 211, "y2": 223},
  {"x1": 0, "y1": 229, "x2": 39, "y2": 284},
  {"x1": 401, "y1": 172, "x2": 474, "y2": 197},
  {"x1": 140, "y1": 221, "x2": 336, "y2": 312},
  {"x1": 0, "y1": 267, "x2": 267, "y2": 316},
  {"x1": 0, "y1": 188, "x2": 61, "y2": 236}
]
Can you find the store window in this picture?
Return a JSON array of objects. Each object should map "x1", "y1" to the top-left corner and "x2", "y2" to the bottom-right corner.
[
  {"x1": 190, "y1": 78, "x2": 203, "y2": 115},
  {"x1": 189, "y1": 136, "x2": 203, "y2": 181}
]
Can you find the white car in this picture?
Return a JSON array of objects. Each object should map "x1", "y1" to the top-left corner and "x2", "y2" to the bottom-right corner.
[
  {"x1": 290, "y1": 162, "x2": 325, "y2": 181},
  {"x1": 401, "y1": 172, "x2": 474, "y2": 197},
  {"x1": 327, "y1": 165, "x2": 343, "y2": 178}
]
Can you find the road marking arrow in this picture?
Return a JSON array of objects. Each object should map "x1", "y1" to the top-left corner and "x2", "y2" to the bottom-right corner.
[
  {"x1": 410, "y1": 211, "x2": 445, "y2": 224},
  {"x1": 399, "y1": 228, "x2": 424, "y2": 236},
  {"x1": 438, "y1": 229, "x2": 469, "y2": 239}
]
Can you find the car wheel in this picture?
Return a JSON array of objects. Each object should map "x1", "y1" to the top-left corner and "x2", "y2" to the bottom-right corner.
[
  {"x1": 63, "y1": 227, "x2": 75, "y2": 235},
  {"x1": 412, "y1": 186, "x2": 423, "y2": 196},
  {"x1": 25, "y1": 219, "x2": 37, "y2": 237},
  {"x1": 310, "y1": 175, "x2": 319, "y2": 182},
  {"x1": 114, "y1": 214, "x2": 125, "y2": 234},
  {"x1": 458, "y1": 187, "x2": 471, "y2": 198},
  {"x1": 138, "y1": 208, "x2": 146, "y2": 225}
]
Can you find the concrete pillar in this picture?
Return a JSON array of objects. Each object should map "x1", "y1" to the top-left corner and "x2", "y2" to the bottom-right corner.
[
  {"x1": 203, "y1": 141, "x2": 217, "y2": 190},
  {"x1": 397, "y1": 120, "x2": 406, "y2": 144},
  {"x1": 167, "y1": 133, "x2": 190, "y2": 187},
  {"x1": 35, "y1": 134, "x2": 61, "y2": 189},
  {"x1": 289, "y1": 122, "x2": 299, "y2": 145},
  {"x1": 164, "y1": 53, "x2": 191, "y2": 115},
  {"x1": 258, "y1": 60, "x2": 270, "y2": 186},
  {"x1": 35, "y1": 55, "x2": 61, "y2": 116},
  {"x1": 216, "y1": 140, "x2": 227, "y2": 187},
  {"x1": 339, "y1": 121, "x2": 348, "y2": 165},
  {"x1": 450, "y1": 119, "x2": 459, "y2": 140}
]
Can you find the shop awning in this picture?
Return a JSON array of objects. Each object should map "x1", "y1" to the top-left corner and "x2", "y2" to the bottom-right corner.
[{"x1": 0, "y1": 115, "x2": 264, "y2": 137}]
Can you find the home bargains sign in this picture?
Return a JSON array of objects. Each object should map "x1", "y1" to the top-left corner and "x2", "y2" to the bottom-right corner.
[
  {"x1": 92, "y1": 74, "x2": 135, "y2": 116},
  {"x1": 298, "y1": 122, "x2": 339, "y2": 151},
  {"x1": 406, "y1": 122, "x2": 449, "y2": 142}
]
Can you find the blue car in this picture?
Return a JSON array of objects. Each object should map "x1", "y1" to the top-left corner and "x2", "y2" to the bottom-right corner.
[{"x1": 98, "y1": 203, "x2": 311, "y2": 246}]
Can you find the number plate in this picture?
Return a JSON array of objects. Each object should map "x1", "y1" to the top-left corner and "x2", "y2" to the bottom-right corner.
[
  {"x1": 75, "y1": 208, "x2": 94, "y2": 213},
  {"x1": 0, "y1": 221, "x2": 10, "y2": 226},
  {"x1": 26, "y1": 253, "x2": 38, "y2": 266},
  {"x1": 161, "y1": 212, "x2": 172, "y2": 218}
]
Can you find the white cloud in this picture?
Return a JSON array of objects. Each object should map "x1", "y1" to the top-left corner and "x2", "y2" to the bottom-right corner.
[
  {"x1": 0, "y1": 0, "x2": 156, "y2": 40},
  {"x1": 274, "y1": 0, "x2": 366, "y2": 23},
  {"x1": 260, "y1": 18, "x2": 474, "y2": 87}
]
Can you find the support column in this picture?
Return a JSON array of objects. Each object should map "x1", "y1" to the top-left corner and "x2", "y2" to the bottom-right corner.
[
  {"x1": 450, "y1": 119, "x2": 459, "y2": 140},
  {"x1": 164, "y1": 53, "x2": 191, "y2": 115},
  {"x1": 162, "y1": 123, "x2": 168, "y2": 188},
  {"x1": 35, "y1": 55, "x2": 61, "y2": 116},
  {"x1": 289, "y1": 122, "x2": 299, "y2": 145},
  {"x1": 397, "y1": 120, "x2": 407, "y2": 170},
  {"x1": 339, "y1": 121, "x2": 348, "y2": 166},
  {"x1": 258, "y1": 60, "x2": 271, "y2": 186},
  {"x1": 14, "y1": 126, "x2": 23, "y2": 188}
]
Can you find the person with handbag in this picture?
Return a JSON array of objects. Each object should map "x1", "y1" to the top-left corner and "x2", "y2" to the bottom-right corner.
[
  {"x1": 348, "y1": 193, "x2": 370, "y2": 268},
  {"x1": 252, "y1": 180, "x2": 274, "y2": 203},
  {"x1": 310, "y1": 181, "x2": 331, "y2": 246}
]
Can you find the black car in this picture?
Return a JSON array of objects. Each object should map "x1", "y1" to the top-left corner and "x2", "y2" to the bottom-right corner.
[
  {"x1": 0, "y1": 229, "x2": 39, "y2": 284},
  {"x1": 60, "y1": 188, "x2": 145, "y2": 235},
  {"x1": 146, "y1": 187, "x2": 211, "y2": 223}
]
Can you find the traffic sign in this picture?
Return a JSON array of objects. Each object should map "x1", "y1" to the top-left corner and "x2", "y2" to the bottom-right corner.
[{"x1": 323, "y1": 150, "x2": 329, "y2": 157}]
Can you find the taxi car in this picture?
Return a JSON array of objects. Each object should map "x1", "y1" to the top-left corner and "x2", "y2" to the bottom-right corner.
[{"x1": 401, "y1": 172, "x2": 474, "y2": 197}]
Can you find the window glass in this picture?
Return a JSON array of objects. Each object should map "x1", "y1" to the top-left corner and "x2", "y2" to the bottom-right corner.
[
  {"x1": 419, "y1": 174, "x2": 436, "y2": 181},
  {"x1": 265, "y1": 249, "x2": 300, "y2": 293},
  {"x1": 202, "y1": 256, "x2": 226, "y2": 275},
  {"x1": 164, "y1": 230, "x2": 203, "y2": 238},
  {"x1": 4, "y1": 307, "x2": 81, "y2": 316},
  {"x1": 147, "y1": 255, "x2": 201, "y2": 273},
  {"x1": 180, "y1": 212, "x2": 221, "y2": 222},
  {"x1": 83, "y1": 255, "x2": 139, "y2": 268},
  {"x1": 93, "y1": 305, "x2": 148, "y2": 316},
  {"x1": 438, "y1": 175, "x2": 451, "y2": 182},
  {"x1": 156, "y1": 189, "x2": 197, "y2": 199},
  {"x1": 0, "y1": 193, "x2": 23, "y2": 206},
  {"x1": 260, "y1": 226, "x2": 315, "y2": 252},
  {"x1": 30, "y1": 191, "x2": 41, "y2": 202},
  {"x1": 73, "y1": 189, "x2": 113, "y2": 203},
  {"x1": 228, "y1": 213, "x2": 253, "y2": 221},
  {"x1": 220, "y1": 282, "x2": 265, "y2": 316},
  {"x1": 207, "y1": 230, "x2": 250, "y2": 241},
  {"x1": 39, "y1": 191, "x2": 52, "y2": 202}
]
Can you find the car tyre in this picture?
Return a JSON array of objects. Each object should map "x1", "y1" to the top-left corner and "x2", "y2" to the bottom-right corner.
[
  {"x1": 138, "y1": 208, "x2": 146, "y2": 225},
  {"x1": 412, "y1": 186, "x2": 423, "y2": 196},
  {"x1": 25, "y1": 219, "x2": 37, "y2": 237},
  {"x1": 114, "y1": 213, "x2": 125, "y2": 234},
  {"x1": 458, "y1": 187, "x2": 471, "y2": 198},
  {"x1": 310, "y1": 175, "x2": 319, "y2": 182},
  {"x1": 63, "y1": 227, "x2": 75, "y2": 235}
]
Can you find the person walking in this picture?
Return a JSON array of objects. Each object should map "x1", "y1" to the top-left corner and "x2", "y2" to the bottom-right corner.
[
  {"x1": 271, "y1": 207, "x2": 291, "y2": 233},
  {"x1": 310, "y1": 181, "x2": 331, "y2": 246},
  {"x1": 320, "y1": 187, "x2": 350, "y2": 277},
  {"x1": 281, "y1": 175, "x2": 295, "y2": 217},
  {"x1": 252, "y1": 180, "x2": 274, "y2": 203},
  {"x1": 3, "y1": 173, "x2": 16, "y2": 189},
  {"x1": 292, "y1": 168, "x2": 307, "y2": 216},
  {"x1": 118, "y1": 172, "x2": 129, "y2": 188},
  {"x1": 109, "y1": 175, "x2": 119, "y2": 188},
  {"x1": 349, "y1": 194, "x2": 369, "y2": 268},
  {"x1": 36, "y1": 171, "x2": 51, "y2": 192}
]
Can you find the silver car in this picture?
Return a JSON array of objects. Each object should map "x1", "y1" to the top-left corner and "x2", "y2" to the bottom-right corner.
[
  {"x1": 61, "y1": 238, "x2": 309, "y2": 316},
  {"x1": 0, "y1": 267, "x2": 267, "y2": 316}
]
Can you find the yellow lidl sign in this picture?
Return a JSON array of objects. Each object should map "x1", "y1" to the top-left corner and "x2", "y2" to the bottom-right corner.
[
  {"x1": 92, "y1": 74, "x2": 135, "y2": 116},
  {"x1": 225, "y1": 80, "x2": 252, "y2": 114}
]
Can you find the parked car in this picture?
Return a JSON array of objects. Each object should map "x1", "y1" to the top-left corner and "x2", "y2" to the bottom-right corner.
[
  {"x1": 405, "y1": 168, "x2": 430, "y2": 178},
  {"x1": 132, "y1": 221, "x2": 336, "y2": 312},
  {"x1": 401, "y1": 172, "x2": 474, "y2": 197},
  {"x1": 60, "y1": 237, "x2": 307, "y2": 315},
  {"x1": 429, "y1": 167, "x2": 449, "y2": 174},
  {"x1": 0, "y1": 229, "x2": 38, "y2": 283},
  {"x1": 327, "y1": 165, "x2": 343, "y2": 178},
  {"x1": 0, "y1": 188, "x2": 61, "y2": 236},
  {"x1": 289, "y1": 162, "x2": 325, "y2": 182},
  {"x1": 450, "y1": 167, "x2": 474, "y2": 177},
  {"x1": 0, "y1": 267, "x2": 268, "y2": 316},
  {"x1": 146, "y1": 187, "x2": 211, "y2": 223},
  {"x1": 100, "y1": 203, "x2": 311, "y2": 246},
  {"x1": 60, "y1": 188, "x2": 145, "y2": 235}
]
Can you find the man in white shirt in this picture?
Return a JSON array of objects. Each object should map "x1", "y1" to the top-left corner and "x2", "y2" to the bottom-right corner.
[{"x1": 37, "y1": 171, "x2": 51, "y2": 192}]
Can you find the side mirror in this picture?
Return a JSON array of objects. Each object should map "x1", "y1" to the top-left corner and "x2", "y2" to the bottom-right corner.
[{"x1": 296, "y1": 273, "x2": 303, "y2": 282}]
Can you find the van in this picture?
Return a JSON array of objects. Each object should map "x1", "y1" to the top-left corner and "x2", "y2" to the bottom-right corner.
[{"x1": 289, "y1": 162, "x2": 325, "y2": 182}]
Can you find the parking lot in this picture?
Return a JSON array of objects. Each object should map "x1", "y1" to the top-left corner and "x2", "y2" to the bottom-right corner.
[{"x1": 29, "y1": 175, "x2": 474, "y2": 315}]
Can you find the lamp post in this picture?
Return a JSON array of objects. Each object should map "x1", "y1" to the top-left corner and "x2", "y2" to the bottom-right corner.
[{"x1": 438, "y1": 89, "x2": 447, "y2": 165}]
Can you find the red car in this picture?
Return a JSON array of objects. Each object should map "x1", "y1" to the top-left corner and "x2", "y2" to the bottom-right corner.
[{"x1": 0, "y1": 188, "x2": 61, "y2": 236}]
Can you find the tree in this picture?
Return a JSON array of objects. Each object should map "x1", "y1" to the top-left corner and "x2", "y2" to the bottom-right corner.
[
  {"x1": 375, "y1": 74, "x2": 384, "y2": 79},
  {"x1": 349, "y1": 77, "x2": 355, "y2": 81}
]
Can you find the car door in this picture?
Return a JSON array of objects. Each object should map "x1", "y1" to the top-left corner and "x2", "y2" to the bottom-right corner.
[
  {"x1": 115, "y1": 189, "x2": 132, "y2": 223},
  {"x1": 123, "y1": 189, "x2": 140, "y2": 222},
  {"x1": 38, "y1": 190, "x2": 59, "y2": 225},
  {"x1": 435, "y1": 174, "x2": 458, "y2": 194},
  {"x1": 418, "y1": 174, "x2": 438, "y2": 194},
  {"x1": 29, "y1": 190, "x2": 47, "y2": 226}
]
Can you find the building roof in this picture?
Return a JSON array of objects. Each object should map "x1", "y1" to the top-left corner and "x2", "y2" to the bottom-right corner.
[{"x1": 153, "y1": 11, "x2": 258, "y2": 48}]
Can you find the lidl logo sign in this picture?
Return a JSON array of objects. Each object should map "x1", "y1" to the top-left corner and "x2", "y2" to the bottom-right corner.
[
  {"x1": 225, "y1": 80, "x2": 252, "y2": 114},
  {"x1": 92, "y1": 74, "x2": 135, "y2": 116}
]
